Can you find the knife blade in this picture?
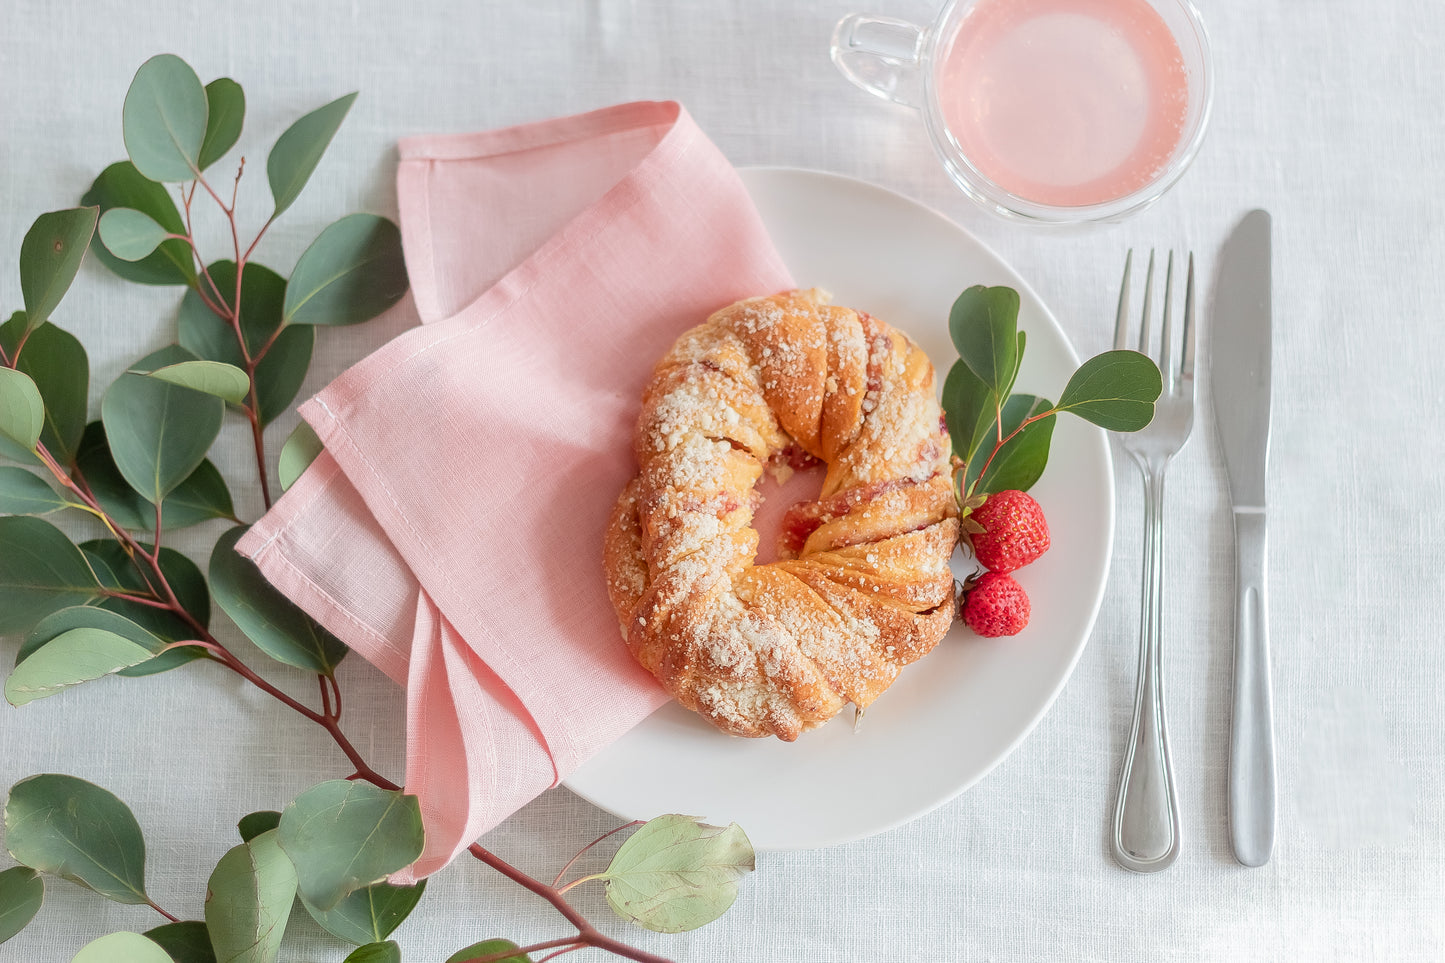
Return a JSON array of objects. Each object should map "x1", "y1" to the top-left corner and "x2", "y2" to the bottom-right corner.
[{"x1": 1210, "y1": 209, "x2": 1276, "y2": 867}]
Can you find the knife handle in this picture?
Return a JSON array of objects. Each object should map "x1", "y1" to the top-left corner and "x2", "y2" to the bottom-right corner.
[{"x1": 1229, "y1": 507, "x2": 1276, "y2": 867}]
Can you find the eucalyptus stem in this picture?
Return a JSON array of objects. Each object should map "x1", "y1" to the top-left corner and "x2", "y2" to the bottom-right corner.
[
  {"x1": 144, "y1": 897, "x2": 180, "y2": 924},
  {"x1": 455, "y1": 937, "x2": 581, "y2": 963}
]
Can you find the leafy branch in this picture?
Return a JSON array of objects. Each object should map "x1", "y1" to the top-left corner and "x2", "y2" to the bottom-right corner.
[
  {"x1": 0, "y1": 54, "x2": 753, "y2": 963},
  {"x1": 941, "y1": 284, "x2": 1164, "y2": 521}
]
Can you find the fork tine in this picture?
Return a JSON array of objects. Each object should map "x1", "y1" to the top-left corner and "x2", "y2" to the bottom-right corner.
[
  {"x1": 1181, "y1": 252, "x2": 1196, "y2": 379},
  {"x1": 1114, "y1": 249, "x2": 1133, "y2": 351},
  {"x1": 1159, "y1": 251, "x2": 1175, "y2": 393},
  {"x1": 1137, "y1": 250, "x2": 1156, "y2": 355}
]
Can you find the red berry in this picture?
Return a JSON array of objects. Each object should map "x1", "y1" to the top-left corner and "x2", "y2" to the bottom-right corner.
[
  {"x1": 961, "y1": 572, "x2": 1031, "y2": 637},
  {"x1": 969, "y1": 489, "x2": 1050, "y2": 573}
]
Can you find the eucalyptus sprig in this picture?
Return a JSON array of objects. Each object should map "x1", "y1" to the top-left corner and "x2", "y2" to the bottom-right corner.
[
  {"x1": 941, "y1": 285, "x2": 1162, "y2": 527},
  {"x1": 0, "y1": 54, "x2": 751, "y2": 963}
]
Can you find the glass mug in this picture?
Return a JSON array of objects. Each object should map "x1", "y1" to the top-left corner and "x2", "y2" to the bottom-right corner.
[{"x1": 831, "y1": 0, "x2": 1213, "y2": 224}]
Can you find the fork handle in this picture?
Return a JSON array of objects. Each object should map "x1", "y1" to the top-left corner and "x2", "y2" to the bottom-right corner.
[
  {"x1": 1112, "y1": 464, "x2": 1181, "y2": 873},
  {"x1": 1228, "y1": 508, "x2": 1275, "y2": 867}
]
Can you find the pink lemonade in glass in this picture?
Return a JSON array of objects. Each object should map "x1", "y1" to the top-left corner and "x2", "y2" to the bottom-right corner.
[{"x1": 937, "y1": 0, "x2": 1190, "y2": 208}]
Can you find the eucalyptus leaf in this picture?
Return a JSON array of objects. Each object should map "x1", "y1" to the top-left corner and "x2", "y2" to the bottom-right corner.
[
  {"x1": 600, "y1": 814, "x2": 754, "y2": 933},
  {"x1": 80, "y1": 161, "x2": 195, "y2": 286},
  {"x1": 276, "y1": 780, "x2": 424, "y2": 912},
  {"x1": 98, "y1": 208, "x2": 172, "y2": 262},
  {"x1": 0, "y1": 516, "x2": 101, "y2": 634},
  {"x1": 301, "y1": 878, "x2": 426, "y2": 946},
  {"x1": 3, "y1": 773, "x2": 150, "y2": 905},
  {"x1": 5, "y1": 627, "x2": 157, "y2": 706},
  {"x1": 0, "y1": 866, "x2": 44, "y2": 945},
  {"x1": 210, "y1": 526, "x2": 347, "y2": 675},
  {"x1": 19, "y1": 207, "x2": 98, "y2": 331},
  {"x1": 143, "y1": 361, "x2": 250, "y2": 404},
  {"x1": 76, "y1": 540, "x2": 210, "y2": 676},
  {"x1": 199, "y1": 78, "x2": 245, "y2": 171},
  {"x1": 102, "y1": 355, "x2": 225, "y2": 504},
  {"x1": 1054, "y1": 349, "x2": 1163, "y2": 431},
  {"x1": 143, "y1": 920, "x2": 217, "y2": 963},
  {"x1": 284, "y1": 214, "x2": 408, "y2": 326},
  {"x1": 76, "y1": 422, "x2": 236, "y2": 532},
  {"x1": 72, "y1": 931, "x2": 173, "y2": 963},
  {"x1": 278, "y1": 422, "x2": 323, "y2": 492},
  {"x1": 177, "y1": 261, "x2": 313, "y2": 425},
  {"x1": 949, "y1": 285, "x2": 1020, "y2": 394},
  {"x1": 0, "y1": 467, "x2": 71, "y2": 515},
  {"x1": 0, "y1": 314, "x2": 89, "y2": 467},
  {"x1": 343, "y1": 942, "x2": 400, "y2": 963},
  {"x1": 445, "y1": 940, "x2": 531, "y2": 963},
  {"x1": 966, "y1": 394, "x2": 1057, "y2": 495},
  {"x1": 0, "y1": 368, "x2": 44, "y2": 453},
  {"x1": 267, "y1": 92, "x2": 357, "y2": 217},
  {"x1": 236, "y1": 812, "x2": 281, "y2": 844},
  {"x1": 122, "y1": 54, "x2": 208, "y2": 183},
  {"x1": 203, "y1": 830, "x2": 296, "y2": 963},
  {"x1": 17, "y1": 606, "x2": 168, "y2": 669}
]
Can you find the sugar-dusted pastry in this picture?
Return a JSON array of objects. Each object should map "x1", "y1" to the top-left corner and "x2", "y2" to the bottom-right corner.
[{"x1": 604, "y1": 289, "x2": 958, "y2": 740}]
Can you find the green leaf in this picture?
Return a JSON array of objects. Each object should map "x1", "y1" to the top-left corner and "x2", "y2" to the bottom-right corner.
[
  {"x1": 278, "y1": 422, "x2": 323, "y2": 492},
  {"x1": 948, "y1": 285, "x2": 1020, "y2": 394},
  {"x1": 1054, "y1": 349, "x2": 1163, "y2": 431},
  {"x1": 76, "y1": 540, "x2": 210, "y2": 676},
  {"x1": 177, "y1": 261, "x2": 313, "y2": 425},
  {"x1": 0, "y1": 467, "x2": 71, "y2": 515},
  {"x1": 5, "y1": 627, "x2": 157, "y2": 706},
  {"x1": 445, "y1": 940, "x2": 531, "y2": 963},
  {"x1": 3, "y1": 773, "x2": 150, "y2": 904},
  {"x1": 102, "y1": 355, "x2": 225, "y2": 504},
  {"x1": 122, "y1": 54, "x2": 208, "y2": 183},
  {"x1": 17, "y1": 606, "x2": 168, "y2": 669},
  {"x1": 98, "y1": 209, "x2": 172, "y2": 263},
  {"x1": 210, "y1": 526, "x2": 347, "y2": 675},
  {"x1": 203, "y1": 830, "x2": 296, "y2": 963},
  {"x1": 276, "y1": 780, "x2": 424, "y2": 912},
  {"x1": 0, "y1": 368, "x2": 44, "y2": 452},
  {"x1": 76, "y1": 422, "x2": 235, "y2": 532},
  {"x1": 80, "y1": 161, "x2": 195, "y2": 286},
  {"x1": 267, "y1": 92, "x2": 357, "y2": 217},
  {"x1": 0, "y1": 517, "x2": 101, "y2": 633},
  {"x1": 284, "y1": 215, "x2": 408, "y2": 326},
  {"x1": 73, "y1": 932, "x2": 173, "y2": 963},
  {"x1": 19, "y1": 208, "x2": 99, "y2": 331},
  {"x1": 343, "y1": 942, "x2": 400, "y2": 963},
  {"x1": 0, "y1": 866, "x2": 44, "y2": 945},
  {"x1": 143, "y1": 361, "x2": 250, "y2": 405},
  {"x1": 302, "y1": 878, "x2": 426, "y2": 946},
  {"x1": 143, "y1": 921, "x2": 217, "y2": 963},
  {"x1": 236, "y1": 812, "x2": 282, "y2": 844},
  {"x1": 0, "y1": 314, "x2": 90, "y2": 467},
  {"x1": 199, "y1": 79, "x2": 245, "y2": 171},
  {"x1": 600, "y1": 815, "x2": 755, "y2": 933},
  {"x1": 941, "y1": 359, "x2": 996, "y2": 467},
  {"x1": 966, "y1": 394, "x2": 1057, "y2": 495}
]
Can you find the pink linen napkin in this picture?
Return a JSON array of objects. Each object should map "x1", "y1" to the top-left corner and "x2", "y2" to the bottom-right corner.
[{"x1": 237, "y1": 101, "x2": 794, "y2": 879}]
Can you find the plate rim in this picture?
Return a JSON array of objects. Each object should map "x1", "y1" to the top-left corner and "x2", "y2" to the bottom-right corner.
[{"x1": 564, "y1": 166, "x2": 1116, "y2": 849}]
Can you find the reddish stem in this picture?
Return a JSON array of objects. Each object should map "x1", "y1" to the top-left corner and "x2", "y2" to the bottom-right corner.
[
  {"x1": 553, "y1": 821, "x2": 643, "y2": 887},
  {"x1": 145, "y1": 898, "x2": 180, "y2": 924},
  {"x1": 966, "y1": 409, "x2": 1057, "y2": 499},
  {"x1": 455, "y1": 937, "x2": 581, "y2": 963}
]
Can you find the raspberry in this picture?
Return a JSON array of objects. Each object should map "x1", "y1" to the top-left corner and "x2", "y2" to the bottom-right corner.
[
  {"x1": 968, "y1": 489, "x2": 1050, "y2": 574},
  {"x1": 960, "y1": 572, "x2": 1031, "y2": 637}
]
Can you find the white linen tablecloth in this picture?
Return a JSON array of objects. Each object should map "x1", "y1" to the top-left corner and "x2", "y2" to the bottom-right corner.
[{"x1": 2, "y1": 0, "x2": 1441, "y2": 960}]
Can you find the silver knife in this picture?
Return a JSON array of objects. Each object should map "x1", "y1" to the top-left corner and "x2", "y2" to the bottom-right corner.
[{"x1": 1210, "y1": 209, "x2": 1276, "y2": 867}]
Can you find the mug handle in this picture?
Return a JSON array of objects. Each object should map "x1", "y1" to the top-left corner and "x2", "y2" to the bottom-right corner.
[{"x1": 829, "y1": 14, "x2": 926, "y2": 108}]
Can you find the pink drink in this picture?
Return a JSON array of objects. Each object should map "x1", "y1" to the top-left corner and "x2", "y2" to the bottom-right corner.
[{"x1": 938, "y1": 0, "x2": 1189, "y2": 208}]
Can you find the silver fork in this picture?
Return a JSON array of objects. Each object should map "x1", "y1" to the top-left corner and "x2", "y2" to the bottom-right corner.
[{"x1": 1111, "y1": 249, "x2": 1195, "y2": 874}]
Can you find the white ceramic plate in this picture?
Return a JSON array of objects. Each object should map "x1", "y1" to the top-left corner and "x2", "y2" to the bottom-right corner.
[{"x1": 564, "y1": 168, "x2": 1114, "y2": 850}]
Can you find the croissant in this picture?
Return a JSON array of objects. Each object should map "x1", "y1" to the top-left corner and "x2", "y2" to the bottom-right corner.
[{"x1": 603, "y1": 289, "x2": 959, "y2": 741}]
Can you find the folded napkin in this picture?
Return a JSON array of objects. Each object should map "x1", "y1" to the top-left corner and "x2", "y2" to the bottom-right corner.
[{"x1": 237, "y1": 101, "x2": 794, "y2": 878}]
